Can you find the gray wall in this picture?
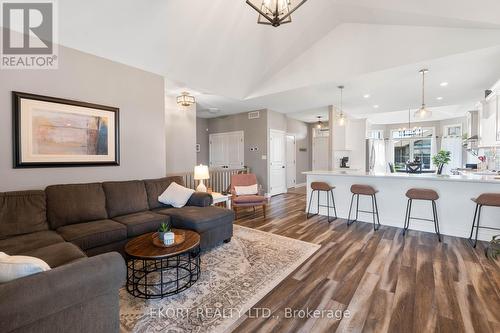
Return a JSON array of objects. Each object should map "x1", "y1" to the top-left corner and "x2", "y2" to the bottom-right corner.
[
  {"x1": 196, "y1": 117, "x2": 209, "y2": 165},
  {"x1": 204, "y1": 110, "x2": 269, "y2": 190},
  {"x1": 286, "y1": 117, "x2": 312, "y2": 184},
  {"x1": 165, "y1": 95, "x2": 196, "y2": 173},
  {"x1": 0, "y1": 45, "x2": 166, "y2": 191}
]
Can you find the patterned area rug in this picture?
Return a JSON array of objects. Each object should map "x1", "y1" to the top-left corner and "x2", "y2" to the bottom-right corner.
[{"x1": 120, "y1": 225, "x2": 320, "y2": 333}]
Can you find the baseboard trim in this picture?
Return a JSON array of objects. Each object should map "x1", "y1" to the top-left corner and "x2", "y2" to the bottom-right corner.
[{"x1": 294, "y1": 183, "x2": 306, "y2": 188}]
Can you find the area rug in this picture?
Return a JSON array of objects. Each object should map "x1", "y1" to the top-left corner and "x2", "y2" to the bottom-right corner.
[{"x1": 120, "y1": 225, "x2": 320, "y2": 333}]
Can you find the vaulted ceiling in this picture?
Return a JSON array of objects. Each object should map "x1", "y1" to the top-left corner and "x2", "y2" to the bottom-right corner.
[{"x1": 52, "y1": 1, "x2": 500, "y2": 121}]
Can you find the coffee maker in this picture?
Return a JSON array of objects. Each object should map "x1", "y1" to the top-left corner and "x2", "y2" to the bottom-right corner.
[{"x1": 340, "y1": 156, "x2": 349, "y2": 168}]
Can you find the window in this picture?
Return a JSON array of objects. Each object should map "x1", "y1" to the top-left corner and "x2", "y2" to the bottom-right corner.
[
  {"x1": 391, "y1": 128, "x2": 435, "y2": 171},
  {"x1": 443, "y1": 124, "x2": 462, "y2": 137},
  {"x1": 367, "y1": 130, "x2": 384, "y2": 139}
]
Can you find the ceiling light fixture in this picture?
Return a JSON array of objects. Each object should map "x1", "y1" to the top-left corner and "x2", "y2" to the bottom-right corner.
[
  {"x1": 176, "y1": 92, "x2": 195, "y2": 107},
  {"x1": 315, "y1": 116, "x2": 324, "y2": 129},
  {"x1": 398, "y1": 107, "x2": 423, "y2": 138},
  {"x1": 246, "y1": 0, "x2": 308, "y2": 27},
  {"x1": 436, "y1": 97, "x2": 443, "y2": 100},
  {"x1": 440, "y1": 82, "x2": 448, "y2": 87},
  {"x1": 363, "y1": 94, "x2": 371, "y2": 99},
  {"x1": 337, "y1": 85, "x2": 346, "y2": 126},
  {"x1": 373, "y1": 105, "x2": 379, "y2": 109},
  {"x1": 414, "y1": 69, "x2": 432, "y2": 119}
]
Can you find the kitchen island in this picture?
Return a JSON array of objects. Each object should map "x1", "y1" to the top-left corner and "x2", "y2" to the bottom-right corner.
[{"x1": 304, "y1": 170, "x2": 500, "y2": 241}]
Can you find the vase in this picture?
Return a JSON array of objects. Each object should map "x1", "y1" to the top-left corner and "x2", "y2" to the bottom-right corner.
[
  {"x1": 163, "y1": 232, "x2": 175, "y2": 245},
  {"x1": 437, "y1": 164, "x2": 444, "y2": 175}
]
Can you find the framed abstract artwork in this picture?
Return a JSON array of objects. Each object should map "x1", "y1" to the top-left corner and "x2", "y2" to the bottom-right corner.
[{"x1": 12, "y1": 91, "x2": 120, "y2": 168}]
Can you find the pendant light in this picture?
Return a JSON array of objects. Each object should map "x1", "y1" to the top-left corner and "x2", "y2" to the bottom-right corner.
[
  {"x1": 246, "y1": 0, "x2": 308, "y2": 27},
  {"x1": 315, "y1": 116, "x2": 323, "y2": 129},
  {"x1": 414, "y1": 69, "x2": 432, "y2": 119},
  {"x1": 337, "y1": 85, "x2": 346, "y2": 126}
]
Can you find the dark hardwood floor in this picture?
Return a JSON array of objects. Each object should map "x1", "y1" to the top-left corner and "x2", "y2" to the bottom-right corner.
[{"x1": 233, "y1": 189, "x2": 500, "y2": 333}]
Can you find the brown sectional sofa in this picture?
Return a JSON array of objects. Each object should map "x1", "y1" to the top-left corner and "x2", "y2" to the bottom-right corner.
[{"x1": 0, "y1": 176, "x2": 234, "y2": 333}]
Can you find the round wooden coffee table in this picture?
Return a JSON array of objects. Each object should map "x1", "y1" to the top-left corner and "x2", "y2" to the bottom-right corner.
[{"x1": 124, "y1": 229, "x2": 201, "y2": 299}]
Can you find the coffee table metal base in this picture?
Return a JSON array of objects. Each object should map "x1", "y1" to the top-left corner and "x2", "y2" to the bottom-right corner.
[{"x1": 126, "y1": 247, "x2": 201, "y2": 299}]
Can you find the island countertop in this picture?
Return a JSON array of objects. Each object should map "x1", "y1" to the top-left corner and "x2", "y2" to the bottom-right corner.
[
  {"x1": 303, "y1": 170, "x2": 500, "y2": 184},
  {"x1": 304, "y1": 170, "x2": 500, "y2": 241}
]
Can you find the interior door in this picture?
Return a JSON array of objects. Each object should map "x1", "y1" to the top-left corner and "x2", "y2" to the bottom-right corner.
[
  {"x1": 286, "y1": 135, "x2": 296, "y2": 188},
  {"x1": 269, "y1": 129, "x2": 287, "y2": 196},
  {"x1": 312, "y1": 136, "x2": 329, "y2": 170}
]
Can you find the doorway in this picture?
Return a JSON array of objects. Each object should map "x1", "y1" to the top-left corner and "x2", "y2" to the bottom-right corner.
[
  {"x1": 286, "y1": 135, "x2": 296, "y2": 189},
  {"x1": 269, "y1": 129, "x2": 287, "y2": 196}
]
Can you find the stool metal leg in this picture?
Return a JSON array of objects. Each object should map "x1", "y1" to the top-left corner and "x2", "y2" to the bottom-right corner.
[
  {"x1": 330, "y1": 190, "x2": 338, "y2": 221},
  {"x1": 403, "y1": 199, "x2": 410, "y2": 235},
  {"x1": 306, "y1": 190, "x2": 315, "y2": 219},
  {"x1": 373, "y1": 194, "x2": 381, "y2": 229},
  {"x1": 347, "y1": 194, "x2": 355, "y2": 226},
  {"x1": 431, "y1": 200, "x2": 441, "y2": 242},
  {"x1": 317, "y1": 190, "x2": 320, "y2": 215},
  {"x1": 468, "y1": 203, "x2": 479, "y2": 245},
  {"x1": 403, "y1": 199, "x2": 413, "y2": 236},
  {"x1": 326, "y1": 191, "x2": 330, "y2": 222},
  {"x1": 469, "y1": 204, "x2": 483, "y2": 248},
  {"x1": 355, "y1": 194, "x2": 360, "y2": 221},
  {"x1": 370, "y1": 195, "x2": 377, "y2": 231}
]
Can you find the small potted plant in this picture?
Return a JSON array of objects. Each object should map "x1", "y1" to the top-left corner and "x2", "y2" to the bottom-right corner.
[
  {"x1": 486, "y1": 235, "x2": 500, "y2": 261},
  {"x1": 432, "y1": 150, "x2": 451, "y2": 175},
  {"x1": 158, "y1": 222, "x2": 170, "y2": 240},
  {"x1": 158, "y1": 222, "x2": 175, "y2": 246}
]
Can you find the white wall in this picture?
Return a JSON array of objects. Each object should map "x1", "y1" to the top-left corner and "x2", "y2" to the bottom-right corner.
[
  {"x1": 165, "y1": 96, "x2": 197, "y2": 173},
  {"x1": 0, "y1": 45, "x2": 166, "y2": 191}
]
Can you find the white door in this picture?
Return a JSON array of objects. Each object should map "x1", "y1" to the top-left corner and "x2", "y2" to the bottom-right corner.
[
  {"x1": 209, "y1": 131, "x2": 244, "y2": 168},
  {"x1": 269, "y1": 129, "x2": 287, "y2": 196},
  {"x1": 286, "y1": 135, "x2": 296, "y2": 188},
  {"x1": 313, "y1": 136, "x2": 329, "y2": 170}
]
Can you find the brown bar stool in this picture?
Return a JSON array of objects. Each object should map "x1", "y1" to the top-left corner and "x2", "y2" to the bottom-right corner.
[
  {"x1": 307, "y1": 182, "x2": 338, "y2": 223},
  {"x1": 347, "y1": 184, "x2": 381, "y2": 231},
  {"x1": 403, "y1": 188, "x2": 441, "y2": 242},
  {"x1": 468, "y1": 193, "x2": 500, "y2": 247}
]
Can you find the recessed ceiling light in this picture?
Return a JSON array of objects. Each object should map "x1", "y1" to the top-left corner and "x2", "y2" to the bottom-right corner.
[
  {"x1": 436, "y1": 97, "x2": 443, "y2": 100},
  {"x1": 440, "y1": 82, "x2": 448, "y2": 87},
  {"x1": 363, "y1": 94, "x2": 371, "y2": 99},
  {"x1": 373, "y1": 105, "x2": 379, "y2": 109}
]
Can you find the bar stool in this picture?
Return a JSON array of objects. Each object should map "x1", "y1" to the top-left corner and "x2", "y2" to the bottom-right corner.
[
  {"x1": 403, "y1": 188, "x2": 441, "y2": 242},
  {"x1": 347, "y1": 184, "x2": 381, "y2": 231},
  {"x1": 468, "y1": 193, "x2": 500, "y2": 247},
  {"x1": 307, "y1": 182, "x2": 338, "y2": 223}
]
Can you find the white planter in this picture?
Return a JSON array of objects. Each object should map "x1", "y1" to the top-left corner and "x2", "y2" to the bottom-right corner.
[{"x1": 163, "y1": 232, "x2": 175, "y2": 245}]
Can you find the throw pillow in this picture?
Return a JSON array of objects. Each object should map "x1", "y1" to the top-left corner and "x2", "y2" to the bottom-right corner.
[
  {"x1": 234, "y1": 184, "x2": 258, "y2": 196},
  {"x1": 0, "y1": 252, "x2": 51, "y2": 283},
  {"x1": 158, "y1": 182, "x2": 195, "y2": 208}
]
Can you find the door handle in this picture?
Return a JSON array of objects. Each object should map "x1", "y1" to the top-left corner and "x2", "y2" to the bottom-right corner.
[{"x1": 282, "y1": 166, "x2": 285, "y2": 168}]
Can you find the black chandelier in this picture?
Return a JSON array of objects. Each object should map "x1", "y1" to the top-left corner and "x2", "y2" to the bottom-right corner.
[{"x1": 246, "y1": 0, "x2": 308, "y2": 27}]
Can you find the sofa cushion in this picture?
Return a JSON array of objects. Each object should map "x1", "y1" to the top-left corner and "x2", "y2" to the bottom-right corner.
[
  {"x1": 102, "y1": 180, "x2": 149, "y2": 218},
  {"x1": 57, "y1": 220, "x2": 127, "y2": 251},
  {"x1": 0, "y1": 231, "x2": 64, "y2": 255},
  {"x1": 113, "y1": 211, "x2": 169, "y2": 237},
  {"x1": 46, "y1": 183, "x2": 108, "y2": 229},
  {"x1": 21, "y1": 242, "x2": 86, "y2": 268},
  {"x1": 144, "y1": 176, "x2": 184, "y2": 210},
  {"x1": 0, "y1": 252, "x2": 51, "y2": 283},
  {"x1": 155, "y1": 206, "x2": 234, "y2": 233},
  {"x1": 233, "y1": 195, "x2": 267, "y2": 204},
  {"x1": 0, "y1": 190, "x2": 48, "y2": 240}
]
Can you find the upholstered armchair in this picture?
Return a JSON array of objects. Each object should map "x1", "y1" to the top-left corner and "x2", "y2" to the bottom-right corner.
[{"x1": 230, "y1": 173, "x2": 268, "y2": 219}]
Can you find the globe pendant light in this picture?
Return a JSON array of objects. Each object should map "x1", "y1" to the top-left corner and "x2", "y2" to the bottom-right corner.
[
  {"x1": 246, "y1": 0, "x2": 308, "y2": 27},
  {"x1": 414, "y1": 69, "x2": 432, "y2": 119},
  {"x1": 337, "y1": 85, "x2": 346, "y2": 126}
]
